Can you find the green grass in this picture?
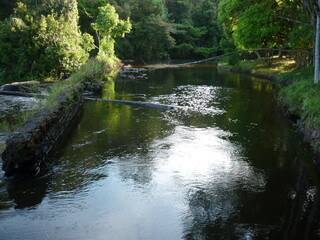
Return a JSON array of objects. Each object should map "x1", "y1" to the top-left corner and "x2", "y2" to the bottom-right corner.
[
  {"x1": 239, "y1": 58, "x2": 296, "y2": 74},
  {"x1": 278, "y1": 69, "x2": 320, "y2": 126},
  {"x1": 40, "y1": 57, "x2": 118, "y2": 110}
]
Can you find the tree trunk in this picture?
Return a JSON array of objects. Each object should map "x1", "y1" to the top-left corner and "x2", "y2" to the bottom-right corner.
[
  {"x1": 254, "y1": 50, "x2": 261, "y2": 59},
  {"x1": 314, "y1": 0, "x2": 320, "y2": 84}
]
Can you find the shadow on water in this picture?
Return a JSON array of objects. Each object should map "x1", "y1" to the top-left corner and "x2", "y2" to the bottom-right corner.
[
  {"x1": 0, "y1": 105, "x2": 84, "y2": 210},
  {"x1": 0, "y1": 175, "x2": 52, "y2": 210}
]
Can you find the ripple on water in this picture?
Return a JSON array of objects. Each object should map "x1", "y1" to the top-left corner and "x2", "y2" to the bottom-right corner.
[
  {"x1": 0, "y1": 95, "x2": 38, "y2": 121},
  {"x1": 153, "y1": 85, "x2": 229, "y2": 116}
]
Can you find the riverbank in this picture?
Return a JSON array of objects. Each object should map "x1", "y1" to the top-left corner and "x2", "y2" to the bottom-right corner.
[
  {"x1": 218, "y1": 58, "x2": 320, "y2": 154},
  {"x1": 1, "y1": 58, "x2": 121, "y2": 177}
]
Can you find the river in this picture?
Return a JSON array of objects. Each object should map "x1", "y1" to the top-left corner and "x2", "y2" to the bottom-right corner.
[{"x1": 0, "y1": 65, "x2": 319, "y2": 240}]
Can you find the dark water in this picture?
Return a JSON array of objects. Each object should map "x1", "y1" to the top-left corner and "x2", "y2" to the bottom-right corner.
[{"x1": 0, "y1": 65, "x2": 320, "y2": 240}]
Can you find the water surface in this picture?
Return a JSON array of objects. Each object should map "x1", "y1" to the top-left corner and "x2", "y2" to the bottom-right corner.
[{"x1": 0, "y1": 65, "x2": 319, "y2": 240}]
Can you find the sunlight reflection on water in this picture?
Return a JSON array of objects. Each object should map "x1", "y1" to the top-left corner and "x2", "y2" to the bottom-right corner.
[
  {"x1": 150, "y1": 125, "x2": 266, "y2": 196},
  {"x1": 154, "y1": 85, "x2": 228, "y2": 115}
]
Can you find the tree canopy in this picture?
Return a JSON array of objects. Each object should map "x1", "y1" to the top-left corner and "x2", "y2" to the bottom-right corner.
[
  {"x1": 0, "y1": 1, "x2": 95, "y2": 82},
  {"x1": 1, "y1": 0, "x2": 319, "y2": 83},
  {"x1": 218, "y1": 0, "x2": 315, "y2": 60}
]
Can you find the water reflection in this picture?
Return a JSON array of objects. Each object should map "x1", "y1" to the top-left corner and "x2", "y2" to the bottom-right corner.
[
  {"x1": 280, "y1": 166, "x2": 320, "y2": 240},
  {"x1": 149, "y1": 126, "x2": 268, "y2": 239},
  {"x1": 0, "y1": 66, "x2": 319, "y2": 240},
  {"x1": 0, "y1": 95, "x2": 38, "y2": 127}
]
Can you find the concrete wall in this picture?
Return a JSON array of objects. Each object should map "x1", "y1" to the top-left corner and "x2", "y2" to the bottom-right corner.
[{"x1": 2, "y1": 88, "x2": 83, "y2": 177}]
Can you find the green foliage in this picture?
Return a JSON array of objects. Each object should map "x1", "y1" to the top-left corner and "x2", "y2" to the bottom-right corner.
[
  {"x1": 280, "y1": 79, "x2": 314, "y2": 114},
  {"x1": 289, "y1": 24, "x2": 313, "y2": 50},
  {"x1": 194, "y1": 47, "x2": 218, "y2": 58},
  {"x1": 166, "y1": 0, "x2": 192, "y2": 24},
  {"x1": 76, "y1": 0, "x2": 223, "y2": 61},
  {"x1": 35, "y1": 13, "x2": 94, "y2": 78},
  {"x1": 276, "y1": 65, "x2": 313, "y2": 86},
  {"x1": 41, "y1": 57, "x2": 115, "y2": 113},
  {"x1": 0, "y1": 1, "x2": 94, "y2": 83},
  {"x1": 168, "y1": 0, "x2": 222, "y2": 59},
  {"x1": 233, "y1": 2, "x2": 280, "y2": 49},
  {"x1": 115, "y1": 0, "x2": 175, "y2": 61},
  {"x1": 92, "y1": 4, "x2": 131, "y2": 60},
  {"x1": 302, "y1": 92, "x2": 320, "y2": 121},
  {"x1": 279, "y1": 74, "x2": 320, "y2": 127},
  {"x1": 120, "y1": 19, "x2": 174, "y2": 60},
  {"x1": 227, "y1": 55, "x2": 241, "y2": 66},
  {"x1": 218, "y1": 0, "x2": 313, "y2": 64},
  {"x1": 130, "y1": 0, "x2": 166, "y2": 22},
  {"x1": 0, "y1": 111, "x2": 34, "y2": 132},
  {"x1": 192, "y1": 0, "x2": 222, "y2": 47},
  {"x1": 218, "y1": 0, "x2": 254, "y2": 40},
  {"x1": 69, "y1": 57, "x2": 116, "y2": 83},
  {"x1": 170, "y1": 24, "x2": 206, "y2": 58}
]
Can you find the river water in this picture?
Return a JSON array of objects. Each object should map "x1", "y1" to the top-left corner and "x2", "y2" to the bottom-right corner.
[{"x1": 0, "y1": 65, "x2": 319, "y2": 240}]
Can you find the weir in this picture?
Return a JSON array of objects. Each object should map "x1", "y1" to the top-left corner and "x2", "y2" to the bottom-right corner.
[{"x1": 1, "y1": 87, "x2": 83, "y2": 177}]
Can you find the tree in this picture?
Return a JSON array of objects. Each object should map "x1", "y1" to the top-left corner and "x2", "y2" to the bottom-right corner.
[
  {"x1": 130, "y1": 0, "x2": 166, "y2": 22},
  {"x1": 167, "y1": 0, "x2": 222, "y2": 59},
  {"x1": 233, "y1": 2, "x2": 281, "y2": 51},
  {"x1": 166, "y1": 0, "x2": 192, "y2": 24},
  {"x1": 218, "y1": 0, "x2": 313, "y2": 60},
  {"x1": 192, "y1": 0, "x2": 222, "y2": 57},
  {"x1": 91, "y1": 4, "x2": 131, "y2": 60},
  {"x1": 0, "y1": 1, "x2": 94, "y2": 82},
  {"x1": 115, "y1": 0, "x2": 175, "y2": 61},
  {"x1": 129, "y1": 19, "x2": 175, "y2": 60}
]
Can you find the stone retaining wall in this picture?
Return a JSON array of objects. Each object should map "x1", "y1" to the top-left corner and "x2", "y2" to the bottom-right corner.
[{"x1": 1, "y1": 87, "x2": 83, "y2": 177}]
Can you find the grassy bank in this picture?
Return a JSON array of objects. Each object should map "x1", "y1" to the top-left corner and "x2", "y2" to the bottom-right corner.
[
  {"x1": 219, "y1": 58, "x2": 320, "y2": 150},
  {"x1": 40, "y1": 57, "x2": 119, "y2": 109},
  {"x1": 0, "y1": 57, "x2": 120, "y2": 132}
]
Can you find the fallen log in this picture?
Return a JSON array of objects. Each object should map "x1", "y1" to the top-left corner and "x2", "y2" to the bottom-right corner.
[{"x1": 84, "y1": 97, "x2": 174, "y2": 111}]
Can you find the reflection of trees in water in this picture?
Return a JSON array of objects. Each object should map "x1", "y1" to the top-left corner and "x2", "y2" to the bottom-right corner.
[
  {"x1": 182, "y1": 163, "x2": 320, "y2": 240},
  {"x1": 280, "y1": 166, "x2": 320, "y2": 240},
  {"x1": 4, "y1": 174, "x2": 52, "y2": 209},
  {"x1": 182, "y1": 188, "x2": 270, "y2": 240},
  {"x1": 183, "y1": 188, "x2": 237, "y2": 240}
]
